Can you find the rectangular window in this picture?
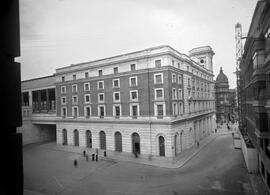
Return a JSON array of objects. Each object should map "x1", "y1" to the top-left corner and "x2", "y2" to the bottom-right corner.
[
  {"x1": 85, "y1": 72, "x2": 89, "y2": 78},
  {"x1": 114, "y1": 105, "x2": 121, "y2": 117},
  {"x1": 130, "y1": 64, "x2": 136, "y2": 71},
  {"x1": 85, "y1": 94, "x2": 91, "y2": 104},
  {"x1": 173, "y1": 103, "x2": 177, "y2": 115},
  {"x1": 61, "y1": 86, "x2": 66, "y2": 94},
  {"x1": 98, "y1": 81, "x2": 104, "y2": 90},
  {"x1": 113, "y1": 92, "x2": 120, "y2": 102},
  {"x1": 178, "y1": 75, "x2": 182, "y2": 84},
  {"x1": 113, "y1": 79, "x2": 120, "y2": 88},
  {"x1": 179, "y1": 103, "x2": 182, "y2": 114},
  {"x1": 155, "y1": 88, "x2": 164, "y2": 100},
  {"x1": 61, "y1": 97, "x2": 66, "y2": 105},
  {"x1": 72, "y1": 84, "x2": 77, "y2": 93},
  {"x1": 98, "y1": 93, "x2": 104, "y2": 102},
  {"x1": 61, "y1": 76, "x2": 65, "y2": 82},
  {"x1": 98, "y1": 70, "x2": 103, "y2": 76},
  {"x1": 72, "y1": 106, "x2": 78, "y2": 117},
  {"x1": 114, "y1": 67, "x2": 118, "y2": 74},
  {"x1": 172, "y1": 60, "x2": 175, "y2": 66},
  {"x1": 73, "y1": 74, "x2": 76, "y2": 80},
  {"x1": 130, "y1": 90, "x2": 138, "y2": 101},
  {"x1": 72, "y1": 95, "x2": 78, "y2": 104},
  {"x1": 187, "y1": 66, "x2": 189, "y2": 72},
  {"x1": 132, "y1": 105, "x2": 138, "y2": 117},
  {"x1": 154, "y1": 73, "x2": 163, "y2": 84},
  {"x1": 155, "y1": 60, "x2": 161, "y2": 67},
  {"x1": 99, "y1": 106, "x2": 105, "y2": 118},
  {"x1": 188, "y1": 78, "x2": 191, "y2": 87},
  {"x1": 129, "y1": 76, "x2": 137, "y2": 87},
  {"x1": 178, "y1": 63, "x2": 180, "y2": 69},
  {"x1": 172, "y1": 73, "x2": 176, "y2": 83},
  {"x1": 84, "y1": 83, "x2": 90, "y2": 91},
  {"x1": 85, "y1": 106, "x2": 91, "y2": 117},
  {"x1": 178, "y1": 89, "x2": 182, "y2": 99},
  {"x1": 172, "y1": 88, "x2": 177, "y2": 100},
  {"x1": 157, "y1": 104, "x2": 164, "y2": 116},
  {"x1": 61, "y1": 107, "x2": 67, "y2": 117}
]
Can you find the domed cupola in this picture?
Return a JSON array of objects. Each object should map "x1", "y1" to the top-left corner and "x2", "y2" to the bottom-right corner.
[{"x1": 216, "y1": 67, "x2": 228, "y2": 84}]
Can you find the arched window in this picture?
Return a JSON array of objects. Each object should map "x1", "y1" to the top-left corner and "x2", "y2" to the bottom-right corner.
[
  {"x1": 114, "y1": 132, "x2": 122, "y2": 152},
  {"x1": 74, "y1": 129, "x2": 79, "y2": 146},
  {"x1": 86, "y1": 130, "x2": 92, "y2": 148},
  {"x1": 62, "y1": 129, "x2": 67, "y2": 145},
  {"x1": 132, "y1": 133, "x2": 140, "y2": 154},
  {"x1": 159, "y1": 136, "x2": 165, "y2": 156},
  {"x1": 99, "y1": 131, "x2": 106, "y2": 150}
]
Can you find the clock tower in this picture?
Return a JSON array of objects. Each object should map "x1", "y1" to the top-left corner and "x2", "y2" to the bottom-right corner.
[{"x1": 189, "y1": 46, "x2": 215, "y2": 72}]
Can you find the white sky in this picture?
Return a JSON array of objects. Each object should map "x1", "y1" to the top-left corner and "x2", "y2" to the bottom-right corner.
[{"x1": 18, "y1": 0, "x2": 257, "y2": 88}]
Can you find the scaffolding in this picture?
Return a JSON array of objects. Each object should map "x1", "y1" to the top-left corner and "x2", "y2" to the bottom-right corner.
[{"x1": 235, "y1": 23, "x2": 243, "y2": 129}]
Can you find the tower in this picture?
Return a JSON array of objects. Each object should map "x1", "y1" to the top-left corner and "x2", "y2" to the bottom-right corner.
[{"x1": 189, "y1": 46, "x2": 215, "y2": 72}]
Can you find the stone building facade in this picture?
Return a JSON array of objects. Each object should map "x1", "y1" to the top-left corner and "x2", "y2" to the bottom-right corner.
[
  {"x1": 239, "y1": 1, "x2": 270, "y2": 192},
  {"x1": 55, "y1": 45, "x2": 216, "y2": 158},
  {"x1": 19, "y1": 45, "x2": 216, "y2": 160}
]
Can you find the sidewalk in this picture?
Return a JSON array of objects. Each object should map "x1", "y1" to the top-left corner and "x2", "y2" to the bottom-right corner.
[{"x1": 41, "y1": 132, "x2": 222, "y2": 169}]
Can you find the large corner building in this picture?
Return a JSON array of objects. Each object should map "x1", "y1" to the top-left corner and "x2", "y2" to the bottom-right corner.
[{"x1": 19, "y1": 45, "x2": 216, "y2": 159}]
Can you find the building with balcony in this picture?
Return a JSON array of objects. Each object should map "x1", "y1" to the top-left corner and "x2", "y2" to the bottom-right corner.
[
  {"x1": 215, "y1": 67, "x2": 237, "y2": 123},
  {"x1": 239, "y1": 0, "x2": 270, "y2": 192},
  {"x1": 17, "y1": 75, "x2": 57, "y2": 144},
  {"x1": 18, "y1": 45, "x2": 216, "y2": 160}
]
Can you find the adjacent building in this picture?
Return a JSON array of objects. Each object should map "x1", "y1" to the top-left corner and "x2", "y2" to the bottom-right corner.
[
  {"x1": 239, "y1": 0, "x2": 270, "y2": 192},
  {"x1": 215, "y1": 67, "x2": 237, "y2": 123},
  {"x1": 19, "y1": 45, "x2": 216, "y2": 160}
]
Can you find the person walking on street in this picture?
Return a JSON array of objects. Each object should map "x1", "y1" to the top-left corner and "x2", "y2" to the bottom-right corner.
[{"x1": 74, "y1": 159, "x2": 77, "y2": 167}]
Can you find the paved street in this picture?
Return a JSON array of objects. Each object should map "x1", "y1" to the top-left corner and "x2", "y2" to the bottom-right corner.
[{"x1": 24, "y1": 134, "x2": 254, "y2": 195}]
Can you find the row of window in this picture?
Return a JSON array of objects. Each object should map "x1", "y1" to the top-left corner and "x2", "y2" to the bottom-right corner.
[
  {"x1": 61, "y1": 103, "x2": 143, "y2": 118},
  {"x1": 61, "y1": 100, "x2": 213, "y2": 119},
  {"x1": 61, "y1": 60, "x2": 164, "y2": 82},
  {"x1": 61, "y1": 88, "x2": 184, "y2": 106},
  {"x1": 60, "y1": 73, "x2": 169, "y2": 94},
  {"x1": 171, "y1": 59, "x2": 212, "y2": 81}
]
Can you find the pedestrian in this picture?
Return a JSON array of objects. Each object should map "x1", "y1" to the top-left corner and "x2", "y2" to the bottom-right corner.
[
  {"x1": 232, "y1": 132, "x2": 234, "y2": 138},
  {"x1": 92, "y1": 153, "x2": 95, "y2": 161},
  {"x1": 74, "y1": 159, "x2": 77, "y2": 167},
  {"x1": 215, "y1": 128, "x2": 217, "y2": 133},
  {"x1": 104, "y1": 150, "x2": 106, "y2": 157},
  {"x1": 197, "y1": 141, "x2": 199, "y2": 148},
  {"x1": 95, "y1": 154, "x2": 98, "y2": 162},
  {"x1": 83, "y1": 150, "x2": 86, "y2": 157},
  {"x1": 134, "y1": 151, "x2": 138, "y2": 158}
]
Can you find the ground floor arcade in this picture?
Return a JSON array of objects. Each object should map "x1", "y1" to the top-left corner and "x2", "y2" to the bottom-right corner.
[{"x1": 56, "y1": 114, "x2": 216, "y2": 158}]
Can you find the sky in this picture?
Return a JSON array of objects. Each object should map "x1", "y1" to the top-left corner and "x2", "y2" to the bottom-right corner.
[{"x1": 18, "y1": 0, "x2": 257, "y2": 88}]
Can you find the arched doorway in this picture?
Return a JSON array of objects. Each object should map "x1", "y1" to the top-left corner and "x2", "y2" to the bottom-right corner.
[
  {"x1": 115, "y1": 132, "x2": 122, "y2": 152},
  {"x1": 62, "y1": 129, "x2": 67, "y2": 145},
  {"x1": 74, "y1": 129, "x2": 79, "y2": 146},
  {"x1": 175, "y1": 133, "x2": 180, "y2": 155},
  {"x1": 86, "y1": 130, "x2": 92, "y2": 148},
  {"x1": 189, "y1": 128, "x2": 194, "y2": 147},
  {"x1": 159, "y1": 136, "x2": 165, "y2": 156},
  {"x1": 180, "y1": 130, "x2": 184, "y2": 151},
  {"x1": 99, "y1": 131, "x2": 106, "y2": 150},
  {"x1": 132, "y1": 133, "x2": 140, "y2": 154}
]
